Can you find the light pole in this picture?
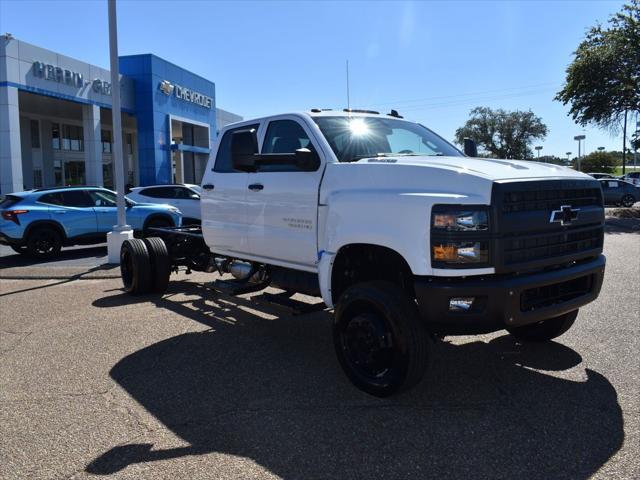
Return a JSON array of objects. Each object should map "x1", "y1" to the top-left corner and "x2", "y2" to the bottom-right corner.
[
  {"x1": 106, "y1": 0, "x2": 133, "y2": 264},
  {"x1": 566, "y1": 151, "x2": 572, "y2": 167},
  {"x1": 597, "y1": 146, "x2": 605, "y2": 152},
  {"x1": 535, "y1": 146, "x2": 543, "y2": 160},
  {"x1": 574, "y1": 135, "x2": 586, "y2": 172}
]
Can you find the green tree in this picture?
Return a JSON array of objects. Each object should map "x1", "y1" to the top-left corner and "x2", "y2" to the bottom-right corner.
[
  {"x1": 574, "y1": 151, "x2": 620, "y2": 173},
  {"x1": 454, "y1": 107, "x2": 548, "y2": 159},
  {"x1": 555, "y1": 0, "x2": 640, "y2": 172}
]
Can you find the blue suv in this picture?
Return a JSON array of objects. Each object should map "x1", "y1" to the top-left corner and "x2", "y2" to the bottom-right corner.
[{"x1": 0, "y1": 186, "x2": 182, "y2": 258}]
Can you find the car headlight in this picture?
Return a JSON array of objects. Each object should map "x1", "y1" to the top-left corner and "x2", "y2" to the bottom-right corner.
[{"x1": 431, "y1": 206, "x2": 490, "y2": 267}]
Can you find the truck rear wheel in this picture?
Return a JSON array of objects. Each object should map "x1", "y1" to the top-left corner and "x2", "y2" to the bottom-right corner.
[
  {"x1": 142, "y1": 237, "x2": 171, "y2": 294},
  {"x1": 333, "y1": 281, "x2": 429, "y2": 397},
  {"x1": 506, "y1": 309, "x2": 578, "y2": 342},
  {"x1": 120, "y1": 239, "x2": 152, "y2": 295}
]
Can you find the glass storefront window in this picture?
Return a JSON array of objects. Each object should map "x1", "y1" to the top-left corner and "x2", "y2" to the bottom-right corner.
[
  {"x1": 52, "y1": 124, "x2": 60, "y2": 150},
  {"x1": 64, "y1": 160, "x2": 85, "y2": 185},
  {"x1": 30, "y1": 120, "x2": 40, "y2": 148},
  {"x1": 62, "y1": 124, "x2": 84, "y2": 151},
  {"x1": 101, "y1": 130, "x2": 112, "y2": 153},
  {"x1": 33, "y1": 169, "x2": 43, "y2": 188}
]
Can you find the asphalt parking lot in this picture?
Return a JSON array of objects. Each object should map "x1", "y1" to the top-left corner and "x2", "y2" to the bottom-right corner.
[{"x1": 1, "y1": 229, "x2": 639, "y2": 479}]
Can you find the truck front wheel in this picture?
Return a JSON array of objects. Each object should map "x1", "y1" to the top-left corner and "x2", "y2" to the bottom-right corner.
[
  {"x1": 333, "y1": 281, "x2": 429, "y2": 397},
  {"x1": 506, "y1": 309, "x2": 578, "y2": 342}
]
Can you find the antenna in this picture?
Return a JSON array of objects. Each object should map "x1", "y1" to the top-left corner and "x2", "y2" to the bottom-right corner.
[{"x1": 346, "y1": 60, "x2": 350, "y2": 111}]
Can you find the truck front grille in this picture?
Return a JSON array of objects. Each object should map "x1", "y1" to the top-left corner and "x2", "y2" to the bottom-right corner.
[
  {"x1": 502, "y1": 187, "x2": 602, "y2": 213},
  {"x1": 504, "y1": 225, "x2": 603, "y2": 265},
  {"x1": 492, "y1": 180, "x2": 605, "y2": 273}
]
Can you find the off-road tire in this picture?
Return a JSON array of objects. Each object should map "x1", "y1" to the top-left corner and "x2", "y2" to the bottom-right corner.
[
  {"x1": 120, "y1": 239, "x2": 152, "y2": 295},
  {"x1": 333, "y1": 281, "x2": 429, "y2": 397},
  {"x1": 507, "y1": 309, "x2": 578, "y2": 342},
  {"x1": 142, "y1": 237, "x2": 171, "y2": 294}
]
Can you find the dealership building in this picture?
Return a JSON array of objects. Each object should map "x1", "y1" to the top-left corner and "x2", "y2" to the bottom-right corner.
[{"x1": 0, "y1": 35, "x2": 242, "y2": 194}]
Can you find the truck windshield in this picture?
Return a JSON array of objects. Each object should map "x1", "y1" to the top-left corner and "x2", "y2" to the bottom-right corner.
[{"x1": 314, "y1": 116, "x2": 462, "y2": 162}]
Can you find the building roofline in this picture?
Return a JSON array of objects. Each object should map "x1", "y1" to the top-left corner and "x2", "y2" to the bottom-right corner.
[{"x1": 119, "y1": 53, "x2": 215, "y2": 86}]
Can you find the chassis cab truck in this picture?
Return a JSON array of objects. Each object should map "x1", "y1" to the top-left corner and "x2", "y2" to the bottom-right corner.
[{"x1": 120, "y1": 109, "x2": 606, "y2": 397}]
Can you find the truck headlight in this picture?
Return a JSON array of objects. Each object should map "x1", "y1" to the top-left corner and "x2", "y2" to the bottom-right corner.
[
  {"x1": 432, "y1": 241, "x2": 489, "y2": 264},
  {"x1": 432, "y1": 209, "x2": 488, "y2": 231},
  {"x1": 431, "y1": 206, "x2": 491, "y2": 267}
]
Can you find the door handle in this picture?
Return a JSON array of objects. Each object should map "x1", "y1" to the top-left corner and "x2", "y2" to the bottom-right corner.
[
  {"x1": 53, "y1": 210, "x2": 67, "y2": 214},
  {"x1": 248, "y1": 183, "x2": 264, "y2": 191},
  {"x1": 202, "y1": 184, "x2": 214, "y2": 190}
]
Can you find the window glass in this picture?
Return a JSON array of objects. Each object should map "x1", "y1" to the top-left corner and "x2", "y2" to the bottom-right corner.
[
  {"x1": 140, "y1": 187, "x2": 171, "y2": 198},
  {"x1": 260, "y1": 120, "x2": 313, "y2": 172},
  {"x1": 52, "y1": 124, "x2": 60, "y2": 150},
  {"x1": 126, "y1": 133, "x2": 133, "y2": 154},
  {"x1": 61, "y1": 190, "x2": 92, "y2": 207},
  {"x1": 62, "y1": 125, "x2": 84, "y2": 151},
  {"x1": 101, "y1": 130, "x2": 112, "y2": 153},
  {"x1": 314, "y1": 116, "x2": 462, "y2": 162},
  {"x1": 176, "y1": 187, "x2": 196, "y2": 199},
  {"x1": 213, "y1": 124, "x2": 260, "y2": 173},
  {"x1": 88, "y1": 190, "x2": 117, "y2": 207},
  {"x1": 38, "y1": 192, "x2": 64, "y2": 205},
  {"x1": 30, "y1": 120, "x2": 40, "y2": 148}
]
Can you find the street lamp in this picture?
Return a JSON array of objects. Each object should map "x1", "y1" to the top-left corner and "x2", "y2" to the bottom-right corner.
[
  {"x1": 535, "y1": 146, "x2": 543, "y2": 160},
  {"x1": 574, "y1": 135, "x2": 586, "y2": 171},
  {"x1": 106, "y1": 0, "x2": 133, "y2": 264},
  {"x1": 597, "y1": 146, "x2": 605, "y2": 152},
  {"x1": 566, "y1": 151, "x2": 572, "y2": 167}
]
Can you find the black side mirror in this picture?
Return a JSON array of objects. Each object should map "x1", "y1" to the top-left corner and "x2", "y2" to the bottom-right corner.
[
  {"x1": 231, "y1": 129, "x2": 258, "y2": 172},
  {"x1": 294, "y1": 148, "x2": 321, "y2": 171},
  {"x1": 463, "y1": 138, "x2": 478, "y2": 157}
]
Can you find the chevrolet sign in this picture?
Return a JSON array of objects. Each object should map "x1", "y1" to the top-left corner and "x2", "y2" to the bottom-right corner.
[{"x1": 158, "y1": 80, "x2": 212, "y2": 109}]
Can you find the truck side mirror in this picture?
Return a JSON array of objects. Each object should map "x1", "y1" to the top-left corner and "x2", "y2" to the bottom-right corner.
[
  {"x1": 295, "y1": 148, "x2": 321, "y2": 171},
  {"x1": 231, "y1": 129, "x2": 259, "y2": 172},
  {"x1": 463, "y1": 138, "x2": 478, "y2": 157}
]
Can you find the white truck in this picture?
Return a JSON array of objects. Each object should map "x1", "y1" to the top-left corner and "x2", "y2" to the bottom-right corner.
[{"x1": 119, "y1": 109, "x2": 606, "y2": 397}]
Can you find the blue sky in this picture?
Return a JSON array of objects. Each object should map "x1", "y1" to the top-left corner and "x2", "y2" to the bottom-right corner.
[{"x1": 0, "y1": 0, "x2": 632, "y2": 157}]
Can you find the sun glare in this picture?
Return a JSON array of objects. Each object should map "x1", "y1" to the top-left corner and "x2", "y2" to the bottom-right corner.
[{"x1": 349, "y1": 118, "x2": 370, "y2": 136}]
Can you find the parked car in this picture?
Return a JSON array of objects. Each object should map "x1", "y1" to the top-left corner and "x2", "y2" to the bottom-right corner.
[
  {"x1": 0, "y1": 186, "x2": 182, "y2": 258},
  {"x1": 586, "y1": 172, "x2": 615, "y2": 179},
  {"x1": 599, "y1": 179, "x2": 639, "y2": 207},
  {"x1": 127, "y1": 184, "x2": 202, "y2": 223},
  {"x1": 619, "y1": 171, "x2": 640, "y2": 186}
]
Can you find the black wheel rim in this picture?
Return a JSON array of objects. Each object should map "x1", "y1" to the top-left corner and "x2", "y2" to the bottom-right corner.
[
  {"x1": 121, "y1": 249, "x2": 133, "y2": 288},
  {"x1": 340, "y1": 312, "x2": 395, "y2": 379},
  {"x1": 622, "y1": 195, "x2": 634, "y2": 207},
  {"x1": 33, "y1": 231, "x2": 57, "y2": 255}
]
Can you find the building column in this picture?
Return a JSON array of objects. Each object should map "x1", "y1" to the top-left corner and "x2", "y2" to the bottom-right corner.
[
  {"x1": 19, "y1": 117, "x2": 34, "y2": 189},
  {"x1": 40, "y1": 119, "x2": 55, "y2": 187},
  {"x1": 82, "y1": 104, "x2": 103, "y2": 186},
  {"x1": 0, "y1": 85, "x2": 23, "y2": 194}
]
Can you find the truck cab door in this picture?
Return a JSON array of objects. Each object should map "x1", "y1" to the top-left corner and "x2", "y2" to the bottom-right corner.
[
  {"x1": 200, "y1": 124, "x2": 259, "y2": 255},
  {"x1": 245, "y1": 117, "x2": 324, "y2": 268}
]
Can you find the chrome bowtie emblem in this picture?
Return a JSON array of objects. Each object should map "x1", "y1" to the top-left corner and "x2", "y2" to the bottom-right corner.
[
  {"x1": 158, "y1": 80, "x2": 174, "y2": 95},
  {"x1": 550, "y1": 205, "x2": 579, "y2": 226}
]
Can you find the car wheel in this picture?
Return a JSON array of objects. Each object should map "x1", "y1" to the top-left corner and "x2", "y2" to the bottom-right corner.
[
  {"x1": 120, "y1": 239, "x2": 153, "y2": 295},
  {"x1": 506, "y1": 310, "x2": 578, "y2": 342},
  {"x1": 143, "y1": 217, "x2": 173, "y2": 237},
  {"x1": 26, "y1": 227, "x2": 62, "y2": 259},
  {"x1": 10, "y1": 245, "x2": 28, "y2": 255},
  {"x1": 142, "y1": 237, "x2": 171, "y2": 294},
  {"x1": 621, "y1": 194, "x2": 636, "y2": 208},
  {"x1": 333, "y1": 281, "x2": 429, "y2": 397}
]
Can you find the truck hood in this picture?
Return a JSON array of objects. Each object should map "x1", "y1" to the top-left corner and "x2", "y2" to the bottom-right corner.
[{"x1": 355, "y1": 155, "x2": 590, "y2": 182}]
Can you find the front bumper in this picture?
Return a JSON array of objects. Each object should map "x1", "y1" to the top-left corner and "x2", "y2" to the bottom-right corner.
[{"x1": 414, "y1": 255, "x2": 606, "y2": 335}]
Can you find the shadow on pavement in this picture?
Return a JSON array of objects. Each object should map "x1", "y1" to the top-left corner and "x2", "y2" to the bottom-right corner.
[
  {"x1": 0, "y1": 244, "x2": 108, "y2": 269},
  {"x1": 87, "y1": 281, "x2": 623, "y2": 479}
]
